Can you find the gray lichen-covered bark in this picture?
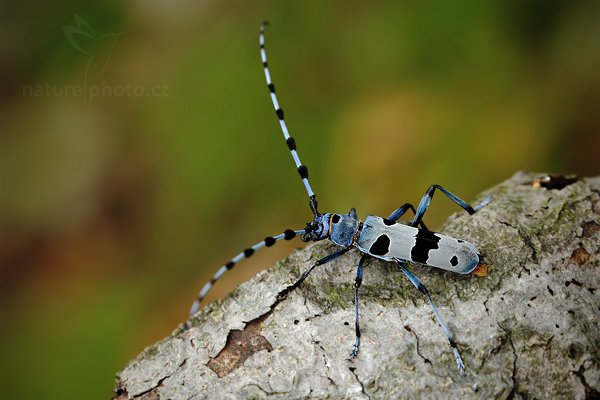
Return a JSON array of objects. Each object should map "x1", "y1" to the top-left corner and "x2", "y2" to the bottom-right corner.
[{"x1": 114, "y1": 172, "x2": 600, "y2": 399}]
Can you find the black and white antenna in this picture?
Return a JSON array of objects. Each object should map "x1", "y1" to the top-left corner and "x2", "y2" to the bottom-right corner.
[{"x1": 259, "y1": 21, "x2": 319, "y2": 216}]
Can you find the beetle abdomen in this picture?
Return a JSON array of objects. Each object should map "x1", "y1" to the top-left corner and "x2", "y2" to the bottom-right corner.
[{"x1": 356, "y1": 216, "x2": 479, "y2": 274}]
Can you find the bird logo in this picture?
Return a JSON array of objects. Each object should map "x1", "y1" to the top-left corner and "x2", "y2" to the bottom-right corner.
[{"x1": 63, "y1": 14, "x2": 131, "y2": 86}]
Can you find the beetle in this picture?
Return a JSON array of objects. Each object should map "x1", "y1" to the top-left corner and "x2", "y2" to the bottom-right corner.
[{"x1": 184, "y1": 21, "x2": 491, "y2": 375}]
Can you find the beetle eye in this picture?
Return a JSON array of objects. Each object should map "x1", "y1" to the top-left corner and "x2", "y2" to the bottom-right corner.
[{"x1": 331, "y1": 214, "x2": 341, "y2": 224}]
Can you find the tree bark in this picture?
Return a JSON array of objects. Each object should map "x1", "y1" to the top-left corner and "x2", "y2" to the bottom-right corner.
[{"x1": 114, "y1": 172, "x2": 600, "y2": 399}]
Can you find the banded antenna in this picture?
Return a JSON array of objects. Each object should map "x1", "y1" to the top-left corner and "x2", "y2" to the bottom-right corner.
[{"x1": 259, "y1": 21, "x2": 319, "y2": 216}]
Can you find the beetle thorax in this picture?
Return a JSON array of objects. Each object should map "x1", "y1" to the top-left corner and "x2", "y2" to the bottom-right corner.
[{"x1": 303, "y1": 209, "x2": 361, "y2": 247}]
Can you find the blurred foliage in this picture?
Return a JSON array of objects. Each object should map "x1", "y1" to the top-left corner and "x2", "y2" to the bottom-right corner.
[{"x1": 0, "y1": 1, "x2": 599, "y2": 398}]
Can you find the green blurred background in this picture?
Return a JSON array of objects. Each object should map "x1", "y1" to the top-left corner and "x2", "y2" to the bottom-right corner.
[{"x1": 1, "y1": 1, "x2": 599, "y2": 398}]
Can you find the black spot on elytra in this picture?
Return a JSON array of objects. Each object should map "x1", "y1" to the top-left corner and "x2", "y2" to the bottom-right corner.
[
  {"x1": 332, "y1": 214, "x2": 341, "y2": 223},
  {"x1": 382, "y1": 218, "x2": 395, "y2": 226},
  {"x1": 457, "y1": 239, "x2": 464, "y2": 243},
  {"x1": 411, "y1": 230, "x2": 440, "y2": 264},
  {"x1": 370, "y1": 234, "x2": 391, "y2": 256},
  {"x1": 450, "y1": 255, "x2": 459, "y2": 266}
]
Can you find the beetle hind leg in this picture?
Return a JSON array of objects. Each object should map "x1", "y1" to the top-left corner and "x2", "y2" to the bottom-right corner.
[
  {"x1": 396, "y1": 259, "x2": 466, "y2": 375},
  {"x1": 412, "y1": 184, "x2": 492, "y2": 228}
]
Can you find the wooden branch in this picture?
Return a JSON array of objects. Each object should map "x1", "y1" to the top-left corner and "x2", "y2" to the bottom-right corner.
[{"x1": 114, "y1": 172, "x2": 600, "y2": 399}]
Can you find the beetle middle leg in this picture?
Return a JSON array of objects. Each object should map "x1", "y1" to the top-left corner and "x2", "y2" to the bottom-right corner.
[
  {"x1": 349, "y1": 254, "x2": 368, "y2": 358},
  {"x1": 387, "y1": 203, "x2": 429, "y2": 230}
]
